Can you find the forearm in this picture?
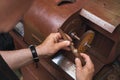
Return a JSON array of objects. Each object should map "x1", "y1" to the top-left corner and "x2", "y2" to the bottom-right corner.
[
  {"x1": 0, "y1": 48, "x2": 33, "y2": 70},
  {"x1": 0, "y1": 33, "x2": 70, "y2": 70}
]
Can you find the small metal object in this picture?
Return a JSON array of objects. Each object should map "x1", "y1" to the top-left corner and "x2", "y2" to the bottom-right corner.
[
  {"x1": 70, "y1": 32, "x2": 80, "y2": 40},
  {"x1": 84, "y1": 42, "x2": 91, "y2": 48}
]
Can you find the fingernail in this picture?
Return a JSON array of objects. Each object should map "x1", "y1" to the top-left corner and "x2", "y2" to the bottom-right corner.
[
  {"x1": 65, "y1": 41, "x2": 70, "y2": 45},
  {"x1": 75, "y1": 58, "x2": 79, "y2": 61},
  {"x1": 75, "y1": 58, "x2": 80, "y2": 63}
]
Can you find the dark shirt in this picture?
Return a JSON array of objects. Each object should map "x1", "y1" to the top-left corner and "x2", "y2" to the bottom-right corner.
[
  {"x1": 0, "y1": 55, "x2": 19, "y2": 80},
  {"x1": 0, "y1": 33, "x2": 18, "y2": 79},
  {"x1": 0, "y1": 33, "x2": 15, "y2": 50}
]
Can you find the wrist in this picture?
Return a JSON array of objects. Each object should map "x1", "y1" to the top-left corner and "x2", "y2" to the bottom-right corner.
[{"x1": 36, "y1": 45, "x2": 45, "y2": 56}]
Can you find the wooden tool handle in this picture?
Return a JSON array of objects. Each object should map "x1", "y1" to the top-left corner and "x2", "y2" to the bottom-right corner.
[
  {"x1": 58, "y1": 28, "x2": 86, "y2": 66},
  {"x1": 58, "y1": 28, "x2": 70, "y2": 41}
]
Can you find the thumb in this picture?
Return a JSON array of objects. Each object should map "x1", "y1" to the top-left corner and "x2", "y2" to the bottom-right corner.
[
  {"x1": 56, "y1": 40, "x2": 70, "y2": 49},
  {"x1": 75, "y1": 58, "x2": 82, "y2": 70}
]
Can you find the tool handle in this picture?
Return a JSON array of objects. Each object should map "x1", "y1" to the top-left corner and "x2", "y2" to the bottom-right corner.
[
  {"x1": 58, "y1": 28, "x2": 86, "y2": 66},
  {"x1": 58, "y1": 28, "x2": 70, "y2": 41}
]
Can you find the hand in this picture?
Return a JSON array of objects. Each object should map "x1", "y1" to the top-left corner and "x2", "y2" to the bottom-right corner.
[
  {"x1": 36, "y1": 33, "x2": 70, "y2": 56},
  {"x1": 75, "y1": 53, "x2": 94, "y2": 80}
]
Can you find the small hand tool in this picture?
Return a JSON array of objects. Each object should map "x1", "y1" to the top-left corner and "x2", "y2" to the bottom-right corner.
[{"x1": 58, "y1": 28, "x2": 86, "y2": 66}]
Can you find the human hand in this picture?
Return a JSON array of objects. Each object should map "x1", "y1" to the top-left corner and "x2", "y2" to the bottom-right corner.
[
  {"x1": 75, "y1": 53, "x2": 94, "y2": 80},
  {"x1": 36, "y1": 33, "x2": 70, "y2": 56}
]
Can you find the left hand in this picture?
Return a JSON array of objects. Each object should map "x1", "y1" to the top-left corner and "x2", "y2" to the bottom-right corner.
[
  {"x1": 36, "y1": 33, "x2": 70, "y2": 56},
  {"x1": 75, "y1": 53, "x2": 94, "y2": 80}
]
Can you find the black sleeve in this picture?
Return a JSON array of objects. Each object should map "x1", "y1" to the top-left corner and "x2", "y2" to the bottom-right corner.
[
  {"x1": 0, "y1": 33, "x2": 15, "y2": 50},
  {"x1": 0, "y1": 55, "x2": 19, "y2": 80}
]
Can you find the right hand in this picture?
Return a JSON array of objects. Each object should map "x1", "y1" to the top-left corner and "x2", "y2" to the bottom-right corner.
[{"x1": 75, "y1": 53, "x2": 94, "y2": 80}]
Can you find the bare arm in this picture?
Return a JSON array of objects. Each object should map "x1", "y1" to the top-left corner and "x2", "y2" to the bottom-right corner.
[
  {"x1": 0, "y1": 48, "x2": 33, "y2": 70},
  {"x1": 0, "y1": 33, "x2": 70, "y2": 70}
]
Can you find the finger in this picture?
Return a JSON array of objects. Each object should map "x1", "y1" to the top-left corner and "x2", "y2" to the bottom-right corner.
[
  {"x1": 62, "y1": 47, "x2": 71, "y2": 51},
  {"x1": 75, "y1": 58, "x2": 82, "y2": 70},
  {"x1": 80, "y1": 53, "x2": 93, "y2": 66},
  {"x1": 58, "y1": 39, "x2": 71, "y2": 50},
  {"x1": 55, "y1": 40, "x2": 70, "y2": 50},
  {"x1": 50, "y1": 33, "x2": 62, "y2": 39},
  {"x1": 55, "y1": 33, "x2": 62, "y2": 39},
  {"x1": 51, "y1": 33, "x2": 62, "y2": 43}
]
